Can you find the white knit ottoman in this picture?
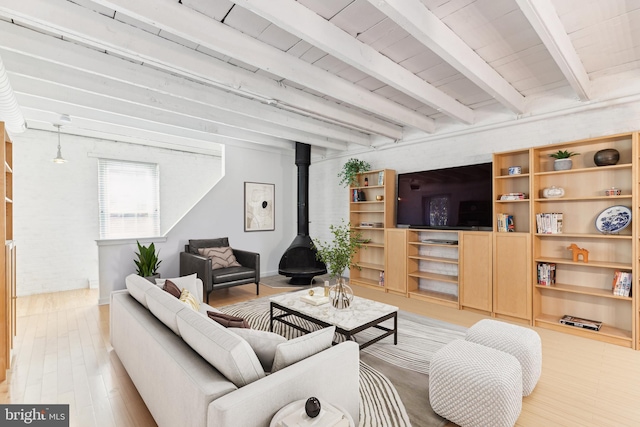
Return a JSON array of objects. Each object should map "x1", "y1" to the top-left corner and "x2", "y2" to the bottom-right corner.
[
  {"x1": 466, "y1": 319, "x2": 542, "y2": 396},
  {"x1": 429, "y1": 340, "x2": 522, "y2": 427}
]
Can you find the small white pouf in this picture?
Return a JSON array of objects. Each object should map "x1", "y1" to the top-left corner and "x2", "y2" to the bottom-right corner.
[
  {"x1": 429, "y1": 340, "x2": 522, "y2": 427},
  {"x1": 466, "y1": 319, "x2": 542, "y2": 396}
]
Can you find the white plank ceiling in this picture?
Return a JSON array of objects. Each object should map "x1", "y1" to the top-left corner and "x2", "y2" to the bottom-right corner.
[{"x1": 0, "y1": 0, "x2": 639, "y2": 154}]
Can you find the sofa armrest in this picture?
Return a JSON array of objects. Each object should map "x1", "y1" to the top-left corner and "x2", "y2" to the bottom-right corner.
[
  {"x1": 207, "y1": 341, "x2": 359, "y2": 427},
  {"x1": 180, "y1": 252, "x2": 212, "y2": 299},
  {"x1": 232, "y1": 249, "x2": 260, "y2": 283}
]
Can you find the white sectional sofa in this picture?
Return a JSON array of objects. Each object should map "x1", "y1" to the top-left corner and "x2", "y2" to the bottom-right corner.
[{"x1": 111, "y1": 274, "x2": 360, "y2": 427}]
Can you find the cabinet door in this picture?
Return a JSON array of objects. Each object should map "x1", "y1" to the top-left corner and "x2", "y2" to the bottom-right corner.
[
  {"x1": 493, "y1": 233, "x2": 531, "y2": 322},
  {"x1": 460, "y1": 232, "x2": 493, "y2": 312},
  {"x1": 385, "y1": 229, "x2": 407, "y2": 295}
]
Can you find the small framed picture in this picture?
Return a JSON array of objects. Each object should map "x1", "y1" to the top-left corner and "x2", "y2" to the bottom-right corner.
[
  {"x1": 244, "y1": 182, "x2": 275, "y2": 232},
  {"x1": 378, "y1": 171, "x2": 384, "y2": 186}
]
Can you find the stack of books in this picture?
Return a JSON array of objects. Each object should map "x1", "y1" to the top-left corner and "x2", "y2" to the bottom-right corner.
[
  {"x1": 499, "y1": 192, "x2": 527, "y2": 200},
  {"x1": 537, "y1": 263, "x2": 556, "y2": 286},
  {"x1": 612, "y1": 271, "x2": 632, "y2": 297},
  {"x1": 536, "y1": 212, "x2": 563, "y2": 234},
  {"x1": 496, "y1": 213, "x2": 515, "y2": 232}
]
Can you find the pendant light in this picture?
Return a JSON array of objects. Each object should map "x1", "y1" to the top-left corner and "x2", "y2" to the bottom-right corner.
[{"x1": 52, "y1": 114, "x2": 71, "y2": 164}]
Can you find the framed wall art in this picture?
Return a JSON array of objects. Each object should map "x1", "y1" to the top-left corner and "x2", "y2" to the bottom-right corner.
[{"x1": 244, "y1": 182, "x2": 275, "y2": 232}]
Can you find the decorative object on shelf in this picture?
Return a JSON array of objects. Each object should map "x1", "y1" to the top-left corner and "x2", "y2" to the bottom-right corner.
[
  {"x1": 542, "y1": 186, "x2": 565, "y2": 198},
  {"x1": 312, "y1": 220, "x2": 363, "y2": 309},
  {"x1": 364, "y1": 177, "x2": 369, "y2": 186},
  {"x1": 356, "y1": 190, "x2": 366, "y2": 202},
  {"x1": 605, "y1": 187, "x2": 621, "y2": 196},
  {"x1": 338, "y1": 158, "x2": 371, "y2": 188},
  {"x1": 549, "y1": 150, "x2": 579, "y2": 171},
  {"x1": 305, "y1": 397, "x2": 321, "y2": 418},
  {"x1": 508, "y1": 166, "x2": 521, "y2": 175},
  {"x1": 376, "y1": 195, "x2": 384, "y2": 201},
  {"x1": 134, "y1": 241, "x2": 161, "y2": 281},
  {"x1": 594, "y1": 148, "x2": 620, "y2": 166},
  {"x1": 244, "y1": 181, "x2": 275, "y2": 232},
  {"x1": 567, "y1": 243, "x2": 589, "y2": 263},
  {"x1": 595, "y1": 205, "x2": 631, "y2": 234},
  {"x1": 377, "y1": 171, "x2": 384, "y2": 185}
]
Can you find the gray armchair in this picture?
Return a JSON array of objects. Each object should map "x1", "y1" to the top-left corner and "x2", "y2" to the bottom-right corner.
[{"x1": 179, "y1": 238, "x2": 260, "y2": 303}]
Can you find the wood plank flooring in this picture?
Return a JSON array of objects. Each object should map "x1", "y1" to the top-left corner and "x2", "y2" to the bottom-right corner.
[{"x1": 1, "y1": 281, "x2": 640, "y2": 426}]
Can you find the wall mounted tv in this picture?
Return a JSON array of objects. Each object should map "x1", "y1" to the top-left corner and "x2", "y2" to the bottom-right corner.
[{"x1": 396, "y1": 162, "x2": 493, "y2": 230}]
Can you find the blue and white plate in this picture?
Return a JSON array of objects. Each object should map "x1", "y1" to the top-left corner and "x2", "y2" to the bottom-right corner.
[{"x1": 595, "y1": 205, "x2": 631, "y2": 234}]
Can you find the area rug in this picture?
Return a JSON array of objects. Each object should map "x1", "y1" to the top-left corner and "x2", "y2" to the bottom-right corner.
[
  {"x1": 260, "y1": 273, "x2": 331, "y2": 289},
  {"x1": 219, "y1": 296, "x2": 466, "y2": 427}
]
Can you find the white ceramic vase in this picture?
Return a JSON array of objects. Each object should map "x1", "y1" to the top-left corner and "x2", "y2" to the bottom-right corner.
[{"x1": 553, "y1": 159, "x2": 573, "y2": 171}]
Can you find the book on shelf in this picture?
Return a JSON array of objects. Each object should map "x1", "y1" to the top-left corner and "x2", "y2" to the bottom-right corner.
[
  {"x1": 379, "y1": 271, "x2": 385, "y2": 287},
  {"x1": 378, "y1": 171, "x2": 384, "y2": 186},
  {"x1": 496, "y1": 213, "x2": 515, "y2": 232},
  {"x1": 535, "y1": 212, "x2": 563, "y2": 234},
  {"x1": 559, "y1": 315, "x2": 603, "y2": 331},
  {"x1": 537, "y1": 262, "x2": 556, "y2": 286},
  {"x1": 499, "y1": 192, "x2": 527, "y2": 200},
  {"x1": 612, "y1": 271, "x2": 632, "y2": 297}
]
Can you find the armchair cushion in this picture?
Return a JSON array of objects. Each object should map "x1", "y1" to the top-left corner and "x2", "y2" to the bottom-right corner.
[
  {"x1": 212, "y1": 266, "x2": 256, "y2": 285},
  {"x1": 198, "y1": 246, "x2": 241, "y2": 270}
]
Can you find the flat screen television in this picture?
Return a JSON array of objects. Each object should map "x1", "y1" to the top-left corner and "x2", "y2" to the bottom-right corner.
[{"x1": 396, "y1": 162, "x2": 493, "y2": 230}]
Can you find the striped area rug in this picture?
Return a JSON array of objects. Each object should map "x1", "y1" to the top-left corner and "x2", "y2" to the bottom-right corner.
[{"x1": 219, "y1": 296, "x2": 466, "y2": 427}]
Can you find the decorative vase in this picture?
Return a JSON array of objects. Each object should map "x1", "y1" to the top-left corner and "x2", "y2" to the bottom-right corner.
[
  {"x1": 542, "y1": 186, "x2": 565, "y2": 198},
  {"x1": 594, "y1": 148, "x2": 620, "y2": 166},
  {"x1": 553, "y1": 158, "x2": 573, "y2": 171},
  {"x1": 329, "y1": 277, "x2": 354, "y2": 309}
]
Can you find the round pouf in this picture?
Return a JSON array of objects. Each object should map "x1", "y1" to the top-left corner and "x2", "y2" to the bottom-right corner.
[
  {"x1": 466, "y1": 319, "x2": 542, "y2": 396},
  {"x1": 429, "y1": 340, "x2": 522, "y2": 427}
]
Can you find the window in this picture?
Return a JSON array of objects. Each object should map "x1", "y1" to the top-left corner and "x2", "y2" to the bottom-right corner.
[{"x1": 98, "y1": 159, "x2": 160, "y2": 239}]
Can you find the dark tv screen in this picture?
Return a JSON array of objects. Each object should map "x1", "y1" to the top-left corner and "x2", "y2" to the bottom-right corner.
[{"x1": 396, "y1": 162, "x2": 493, "y2": 230}]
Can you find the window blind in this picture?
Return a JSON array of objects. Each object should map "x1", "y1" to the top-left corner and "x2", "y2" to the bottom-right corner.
[{"x1": 98, "y1": 159, "x2": 160, "y2": 239}]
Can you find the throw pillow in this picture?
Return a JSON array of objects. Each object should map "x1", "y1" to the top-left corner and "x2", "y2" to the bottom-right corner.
[
  {"x1": 198, "y1": 246, "x2": 241, "y2": 270},
  {"x1": 162, "y1": 279, "x2": 181, "y2": 299},
  {"x1": 156, "y1": 273, "x2": 201, "y2": 301},
  {"x1": 207, "y1": 311, "x2": 250, "y2": 328},
  {"x1": 271, "y1": 326, "x2": 336, "y2": 373},
  {"x1": 176, "y1": 308, "x2": 265, "y2": 387},
  {"x1": 229, "y1": 328, "x2": 287, "y2": 372},
  {"x1": 179, "y1": 289, "x2": 200, "y2": 311}
]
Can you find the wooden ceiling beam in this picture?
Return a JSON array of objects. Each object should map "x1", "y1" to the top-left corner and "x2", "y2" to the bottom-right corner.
[
  {"x1": 369, "y1": 0, "x2": 526, "y2": 114},
  {"x1": 88, "y1": 0, "x2": 435, "y2": 132},
  {"x1": 516, "y1": 0, "x2": 591, "y2": 101},
  {"x1": 0, "y1": 0, "x2": 403, "y2": 140},
  {"x1": 235, "y1": 0, "x2": 474, "y2": 125}
]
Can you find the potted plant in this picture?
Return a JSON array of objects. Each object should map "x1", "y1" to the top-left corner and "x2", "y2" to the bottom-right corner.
[
  {"x1": 549, "y1": 150, "x2": 579, "y2": 171},
  {"x1": 134, "y1": 241, "x2": 162, "y2": 282},
  {"x1": 312, "y1": 221, "x2": 364, "y2": 308},
  {"x1": 338, "y1": 158, "x2": 371, "y2": 188}
]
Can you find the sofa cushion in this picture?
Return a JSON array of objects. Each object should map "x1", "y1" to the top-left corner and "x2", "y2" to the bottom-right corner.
[
  {"x1": 176, "y1": 308, "x2": 265, "y2": 388},
  {"x1": 163, "y1": 279, "x2": 182, "y2": 299},
  {"x1": 271, "y1": 327, "x2": 335, "y2": 373},
  {"x1": 229, "y1": 328, "x2": 287, "y2": 372},
  {"x1": 156, "y1": 273, "x2": 201, "y2": 302},
  {"x1": 145, "y1": 285, "x2": 188, "y2": 336},
  {"x1": 198, "y1": 246, "x2": 241, "y2": 270},
  {"x1": 207, "y1": 311, "x2": 250, "y2": 328},
  {"x1": 212, "y1": 266, "x2": 255, "y2": 284},
  {"x1": 179, "y1": 289, "x2": 200, "y2": 311},
  {"x1": 188, "y1": 238, "x2": 229, "y2": 255},
  {"x1": 125, "y1": 273, "x2": 155, "y2": 308}
]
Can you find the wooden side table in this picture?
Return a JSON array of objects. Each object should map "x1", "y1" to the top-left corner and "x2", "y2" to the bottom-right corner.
[{"x1": 269, "y1": 399, "x2": 354, "y2": 427}]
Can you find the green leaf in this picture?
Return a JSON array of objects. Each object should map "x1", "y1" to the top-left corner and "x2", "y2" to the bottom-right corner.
[
  {"x1": 337, "y1": 158, "x2": 371, "y2": 188},
  {"x1": 312, "y1": 220, "x2": 364, "y2": 278},
  {"x1": 134, "y1": 241, "x2": 161, "y2": 277}
]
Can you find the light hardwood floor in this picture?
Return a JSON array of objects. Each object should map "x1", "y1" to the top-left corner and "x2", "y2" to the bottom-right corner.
[{"x1": 2, "y1": 282, "x2": 640, "y2": 427}]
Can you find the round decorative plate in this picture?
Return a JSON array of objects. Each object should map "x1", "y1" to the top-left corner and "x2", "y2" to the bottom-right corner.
[{"x1": 595, "y1": 205, "x2": 631, "y2": 234}]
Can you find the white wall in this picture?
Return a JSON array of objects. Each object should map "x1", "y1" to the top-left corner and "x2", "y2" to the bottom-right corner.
[
  {"x1": 13, "y1": 129, "x2": 222, "y2": 296},
  {"x1": 97, "y1": 143, "x2": 297, "y2": 304},
  {"x1": 309, "y1": 99, "x2": 640, "y2": 269}
]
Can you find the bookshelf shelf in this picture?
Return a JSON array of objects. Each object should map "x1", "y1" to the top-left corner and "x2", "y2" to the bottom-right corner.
[
  {"x1": 408, "y1": 255, "x2": 458, "y2": 264},
  {"x1": 530, "y1": 132, "x2": 638, "y2": 349}
]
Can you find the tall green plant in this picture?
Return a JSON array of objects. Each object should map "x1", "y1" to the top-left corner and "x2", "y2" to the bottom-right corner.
[
  {"x1": 313, "y1": 221, "x2": 364, "y2": 278},
  {"x1": 338, "y1": 158, "x2": 371, "y2": 188},
  {"x1": 134, "y1": 241, "x2": 161, "y2": 277}
]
